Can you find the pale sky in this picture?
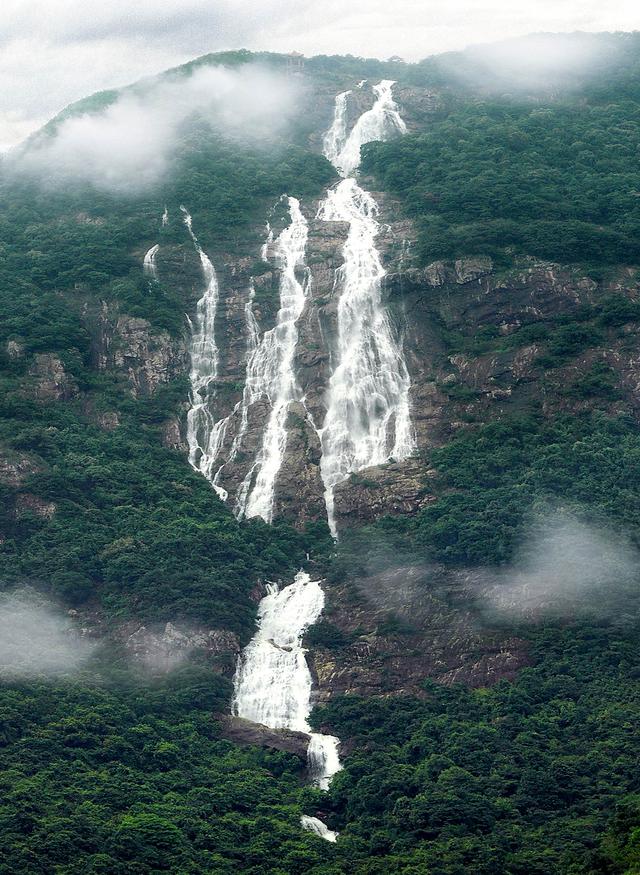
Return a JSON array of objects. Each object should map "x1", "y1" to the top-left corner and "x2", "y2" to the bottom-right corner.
[{"x1": 1, "y1": 0, "x2": 639, "y2": 149}]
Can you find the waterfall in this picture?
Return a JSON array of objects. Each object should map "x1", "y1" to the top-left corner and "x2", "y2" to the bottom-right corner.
[
  {"x1": 235, "y1": 197, "x2": 310, "y2": 523},
  {"x1": 143, "y1": 208, "x2": 170, "y2": 278},
  {"x1": 300, "y1": 815, "x2": 338, "y2": 843},
  {"x1": 233, "y1": 570, "x2": 342, "y2": 797},
  {"x1": 318, "y1": 80, "x2": 415, "y2": 536},
  {"x1": 143, "y1": 243, "x2": 159, "y2": 279},
  {"x1": 322, "y1": 91, "x2": 350, "y2": 168},
  {"x1": 182, "y1": 206, "x2": 226, "y2": 497},
  {"x1": 328, "y1": 79, "x2": 407, "y2": 177},
  {"x1": 177, "y1": 85, "x2": 415, "y2": 840}
]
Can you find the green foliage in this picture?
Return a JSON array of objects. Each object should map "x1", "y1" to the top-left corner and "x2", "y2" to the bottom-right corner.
[
  {"x1": 0, "y1": 90, "x2": 334, "y2": 638},
  {"x1": 0, "y1": 671, "x2": 340, "y2": 875},
  {"x1": 313, "y1": 620, "x2": 640, "y2": 874},
  {"x1": 336, "y1": 414, "x2": 640, "y2": 570},
  {"x1": 2, "y1": 40, "x2": 640, "y2": 875},
  {"x1": 362, "y1": 98, "x2": 640, "y2": 268},
  {"x1": 592, "y1": 795, "x2": 640, "y2": 873},
  {"x1": 305, "y1": 620, "x2": 354, "y2": 650},
  {"x1": 0, "y1": 128, "x2": 333, "y2": 338},
  {"x1": 0, "y1": 392, "x2": 323, "y2": 636}
]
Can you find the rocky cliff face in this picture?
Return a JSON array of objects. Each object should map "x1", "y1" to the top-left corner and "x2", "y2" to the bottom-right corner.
[
  {"x1": 9, "y1": 76, "x2": 636, "y2": 706},
  {"x1": 331, "y1": 252, "x2": 640, "y2": 527},
  {"x1": 91, "y1": 305, "x2": 189, "y2": 398},
  {"x1": 177, "y1": 152, "x2": 640, "y2": 534},
  {"x1": 308, "y1": 564, "x2": 529, "y2": 701}
]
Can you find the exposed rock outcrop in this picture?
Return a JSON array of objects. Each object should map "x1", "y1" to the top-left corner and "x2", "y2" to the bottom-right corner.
[
  {"x1": 215, "y1": 715, "x2": 310, "y2": 761},
  {"x1": 6, "y1": 339, "x2": 24, "y2": 360},
  {"x1": 93, "y1": 309, "x2": 188, "y2": 397},
  {"x1": 162, "y1": 417, "x2": 187, "y2": 451},
  {"x1": 28, "y1": 354, "x2": 78, "y2": 401},
  {"x1": 309, "y1": 564, "x2": 529, "y2": 699},
  {"x1": 14, "y1": 493, "x2": 56, "y2": 519},
  {"x1": 333, "y1": 458, "x2": 435, "y2": 526},
  {"x1": 121, "y1": 621, "x2": 240, "y2": 673},
  {"x1": 96, "y1": 410, "x2": 120, "y2": 431},
  {"x1": 0, "y1": 450, "x2": 41, "y2": 488}
]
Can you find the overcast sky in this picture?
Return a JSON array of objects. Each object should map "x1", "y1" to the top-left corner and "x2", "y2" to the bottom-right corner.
[{"x1": 1, "y1": 0, "x2": 639, "y2": 149}]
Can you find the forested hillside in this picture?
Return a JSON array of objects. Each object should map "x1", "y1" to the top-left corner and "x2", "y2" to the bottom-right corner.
[{"x1": 1, "y1": 33, "x2": 640, "y2": 874}]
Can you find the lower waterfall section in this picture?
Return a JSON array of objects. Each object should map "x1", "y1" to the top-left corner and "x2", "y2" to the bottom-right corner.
[
  {"x1": 232, "y1": 571, "x2": 341, "y2": 840},
  {"x1": 300, "y1": 815, "x2": 338, "y2": 843},
  {"x1": 143, "y1": 243, "x2": 159, "y2": 279}
]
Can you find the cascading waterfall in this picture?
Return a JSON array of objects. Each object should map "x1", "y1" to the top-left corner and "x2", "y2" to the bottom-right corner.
[
  {"x1": 322, "y1": 91, "x2": 350, "y2": 168},
  {"x1": 179, "y1": 82, "x2": 414, "y2": 843},
  {"x1": 143, "y1": 244, "x2": 159, "y2": 279},
  {"x1": 233, "y1": 570, "x2": 341, "y2": 838},
  {"x1": 318, "y1": 80, "x2": 415, "y2": 536},
  {"x1": 187, "y1": 202, "x2": 310, "y2": 520},
  {"x1": 182, "y1": 206, "x2": 227, "y2": 497},
  {"x1": 142, "y1": 208, "x2": 170, "y2": 278},
  {"x1": 300, "y1": 816, "x2": 338, "y2": 843},
  {"x1": 235, "y1": 197, "x2": 310, "y2": 523}
]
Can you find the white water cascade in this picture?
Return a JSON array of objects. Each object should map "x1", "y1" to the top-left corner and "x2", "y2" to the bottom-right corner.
[
  {"x1": 178, "y1": 83, "x2": 415, "y2": 845},
  {"x1": 318, "y1": 80, "x2": 415, "y2": 535},
  {"x1": 300, "y1": 815, "x2": 338, "y2": 843},
  {"x1": 233, "y1": 570, "x2": 342, "y2": 801},
  {"x1": 143, "y1": 243, "x2": 159, "y2": 279},
  {"x1": 235, "y1": 197, "x2": 310, "y2": 523},
  {"x1": 182, "y1": 206, "x2": 227, "y2": 496}
]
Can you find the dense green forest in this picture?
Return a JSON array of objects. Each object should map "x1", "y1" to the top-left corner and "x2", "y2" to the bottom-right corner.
[
  {"x1": 1, "y1": 618, "x2": 638, "y2": 874},
  {"x1": 1, "y1": 32, "x2": 640, "y2": 875},
  {"x1": 0, "y1": 117, "x2": 334, "y2": 635},
  {"x1": 334, "y1": 412, "x2": 640, "y2": 571},
  {"x1": 362, "y1": 98, "x2": 640, "y2": 269}
]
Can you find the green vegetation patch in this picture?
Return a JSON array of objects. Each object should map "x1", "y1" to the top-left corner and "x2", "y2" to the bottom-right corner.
[{"x1": 362, "y1": 99, "x2": 640, "y2": 269}]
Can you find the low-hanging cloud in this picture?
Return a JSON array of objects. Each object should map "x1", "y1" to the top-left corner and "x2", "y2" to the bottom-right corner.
[
  {"x1": 3, "y1": 1, "x2": 638, "y2": 150},
  {"x1": 13, "y1": 64, "x2": 302, "y2": 193},
  {"x1": 441, "y1": 31, "x2": 620, "y2": 92},
  {"x1": 484, "y1": 514, "x2": 640, "y2": 620},
  {"x1": 351, "y1": 513, "x2": 640, "y2": 628},
  {"x1": 0, "y1": 589, "x2": 95, "y2": 679}
]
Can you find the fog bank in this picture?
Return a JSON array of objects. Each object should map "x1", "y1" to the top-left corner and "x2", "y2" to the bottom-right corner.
[
  {"x1": 0, "y1": 589, "x2": 95, "y2": 679},
  {"x1": 485, "y1": 514, "x2": 640, "y2": 619},
  {"x1": 13, "y1": 64, "x2": 301, "y2": 193}
]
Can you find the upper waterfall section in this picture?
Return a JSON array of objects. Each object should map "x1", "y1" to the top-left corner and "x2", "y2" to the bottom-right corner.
[
  {"x1": 317, "y1": 80, "x2": 415, "y2": 536},
  {"x1": 323, "y1": 79, "x2": 407, "y2": 178}
]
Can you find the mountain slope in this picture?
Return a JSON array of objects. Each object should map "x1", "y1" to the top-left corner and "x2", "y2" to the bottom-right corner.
[{"x1": 0, "y1": 35, "x2": 640, "y2": 874}]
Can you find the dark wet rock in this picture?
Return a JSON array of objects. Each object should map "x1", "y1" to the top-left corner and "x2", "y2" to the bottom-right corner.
[
  {"x1": 216, "y1": 715, "x2": 310, "y2": 761},
  {"x1": 333, "y1": 458, "x2": 435, "y2": 526},
  {"x1": 93, "y1": 310, "x2": 188, "y2": 397},
  {"x1": 28, "y1": 353, "x2": 78, "y2": 401}
]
